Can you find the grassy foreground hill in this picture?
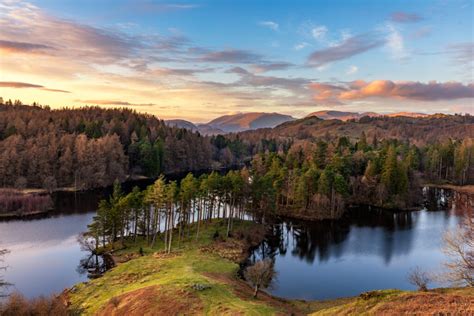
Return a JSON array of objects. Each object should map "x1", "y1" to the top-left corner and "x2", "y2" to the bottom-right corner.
[
  {"x1": 67, "y1": 219, "x2": 300, "y2": 315},
  {"x1": 66, "y1": 220, "x2": 474, "y2": 315}
]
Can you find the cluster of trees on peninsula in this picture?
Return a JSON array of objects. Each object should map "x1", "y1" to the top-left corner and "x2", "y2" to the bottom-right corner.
[
  {"x1": 85, "y1": 170, "x2": 253, "y2": 253},
  {"x1": 0, "y1": 101, "x2": 246, "y2": 190}
]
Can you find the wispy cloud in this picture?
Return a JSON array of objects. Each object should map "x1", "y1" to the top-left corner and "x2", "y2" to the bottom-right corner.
[
  {"x1": 346, "y1": 65, "x2": 358, "y2": 75},
  {"x1": 294, "y1": 42, "x2": 309, "y2": 50},
  {"x1": 124, "y1": 2, "x2": 199, "y2": 13},
  {"x1": 77, "y1": 99, "x2": 155, "y2": 106},
  {"x1": 199, "y1": 49, "x2": 264, "y2": 64},
  {"x1": 410, "y1": 26, "x2": 432, "y2": 39},
  {"x1": 311, "y1": 25, "x2": 328, "y2": 41},
  {"x1": 0, "y1": 81, "x2": 71, "y2": 93},
  {"x1": 259, "y1": 21, "x2": 279, "y2": 31},
  {"x1": 251, "y1": 62, "x2": 293, "y2": 73},
  {"x1": 151, "y1": 67, "x2": 215, "y2": 76},
  {"x1": 223, "y1": 67, "x2": 312, "y2": 96},
  {"x1": 385, "y1": 23, "x2": 408, "y2": 60},
  {"x1": 0, "y1": 0, "x2": 196, "y2": 70},
  {"x1": 447, "y1": 42, "x2": 473, "y2": 73},
  {"x1": 307, "y1": 34, "x2": 384, "y2": 66},
  {"x1": 0, "y1": 40, "x2": 54, "y2": 54},
  {"x1": 390, "y1": 12, "x2": 423, "y2": 23}
]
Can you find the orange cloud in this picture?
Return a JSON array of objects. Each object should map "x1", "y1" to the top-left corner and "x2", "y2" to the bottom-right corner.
[{"x1": 311, "y1": 80, "x2": 474, "y2": 103}]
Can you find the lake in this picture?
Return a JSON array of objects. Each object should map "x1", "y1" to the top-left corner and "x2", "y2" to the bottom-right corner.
[
  {"x1": 0, "y1": 186, "x2": 470, "y2": 299},
  {"x1": 0, "y1": 188, "x2": 110, "y2": 298},
  {"x1": 247, "y1": 188, "x2": 471, "y2": 300}
]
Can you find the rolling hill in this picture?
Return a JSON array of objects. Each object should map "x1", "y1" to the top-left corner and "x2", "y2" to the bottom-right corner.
[
  {"x1": 205, "y1": 112, "x2": 295, "y2": 133},
  {"x1": 165, "y1": 119, "x2": 199, "y2": 132},
  {"x1": 235, "y1": 114, "x2": 473, "y2": 146},
  {"x1": 165, "y1": 119, "x2": 224, "y2": 135},
  {"x1": 306, "y1": 110, "x2": 429, "y2": 121}
]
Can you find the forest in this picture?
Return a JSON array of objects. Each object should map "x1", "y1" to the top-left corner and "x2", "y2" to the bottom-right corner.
[
  {"x1": 0, "y1": 101, "x2": 472, "y2": 214},
  {"x1": 83, "y1": 133, "x2": 473, "y2": 252},
  {"x1": 0, "y1": 100, "x2": 246, "y2": 190}
]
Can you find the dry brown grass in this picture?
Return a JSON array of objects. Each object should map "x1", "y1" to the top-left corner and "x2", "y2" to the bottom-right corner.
[
  {"x1": 98, "y1": 285, "x2": 203, "y2": 316},
  {"x1": 374, "y1": 290, "x2": 474, "y2": 315},
  {"x1": 311, "y1": 288, "x2": 474, "y2": 316}
]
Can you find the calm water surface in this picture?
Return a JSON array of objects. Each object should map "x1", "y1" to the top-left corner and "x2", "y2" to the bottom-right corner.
[
  {"x1": 0, "y1": 212, "x2": 95, "y2": 298},
  {"x1": 248, "y1": 189, "x2": 470, "y2": 300},
  {"x1": 0, "y1": 187, "x2": 470, "y2": 299},
  {"x1": 0, "y1": 188, "x2": 109, "y2": 298}
]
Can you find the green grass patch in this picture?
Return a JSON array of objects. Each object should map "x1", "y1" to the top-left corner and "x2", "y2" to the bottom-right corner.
[{"x1": 68, "y1": 219, "x2": 283, "y2": 315}]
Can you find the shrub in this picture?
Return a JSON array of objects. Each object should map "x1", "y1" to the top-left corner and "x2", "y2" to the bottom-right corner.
[
  {"x1": 0, "y1": 292, "x2": 68, "y2": 316},
  {"x1": 244, "y1": 259, "x2": 276, "y2": 298},
  {"x1": 408, "y1": 266, "x2": 431, "y2": 291}
]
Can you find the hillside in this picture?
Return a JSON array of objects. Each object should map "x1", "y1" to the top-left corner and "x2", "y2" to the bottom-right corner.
[
  {"x1": 67, "y1": 220, "x2": 301, "y2": 315},
  {"x1": 309, "y1": 288, "x2": 474, "y2": 315},
  {"x1": 306, "y1": 110, "x2": 429, "y2": 121},
  {"x1": 0, "y1": 103, "x2": 241, "y2": 190},
  {"x1": 165, "y1": 119, "x2": 199, "y2": 132},
  {"x1": 236, "y1": 114, "x2": 474, "y2": 146},
  {"x1": 206, "y1": 112, "x2": 295, "y2": 133},
  {"x1": 165, "y1": 120, "x2": 225, "y2": 135},
  {"x1": 195, "y1": 124, "x2": 226, "y2": 135},
  {"x1": 65, "y1": 220, "x2": 474, "y2": 315}
]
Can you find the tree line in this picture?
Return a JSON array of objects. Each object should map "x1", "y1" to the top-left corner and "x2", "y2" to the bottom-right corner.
[{"x1": 1, "y1": 101, "x2": 471, "y2": 195}]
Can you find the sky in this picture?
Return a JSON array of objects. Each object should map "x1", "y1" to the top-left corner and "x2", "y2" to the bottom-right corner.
[{"x1": 0, "y1": 0, "x2": 473, "y2": 122}]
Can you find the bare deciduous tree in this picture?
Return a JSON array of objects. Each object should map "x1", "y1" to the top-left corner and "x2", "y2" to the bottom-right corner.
[
  {"x1": 442, "y1": 213, "x2": 474, "y2": 286},
  {"x1": 408, "y1": 266, "x2": 431, "y2": 291},
  {"x1": 244, "y1": 259, "x2": 276, "y2": 298},
  {"x1": 0, "y1": 248, "x2": 10, "y2": 298}
]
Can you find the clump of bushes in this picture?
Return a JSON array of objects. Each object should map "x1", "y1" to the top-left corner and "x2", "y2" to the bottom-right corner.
[
  {"x1": 408, "y1": 266, "x2": 431, "y2": 291},
  {"x1": 191, "y1": 283, "x2": 212, "y2": 291},
  {"x1": 0, "y1": 189, "x2": 53, "y2": 217},
  {"x1": 0, "y1": 292, "x2": 68, "y2": 315}
]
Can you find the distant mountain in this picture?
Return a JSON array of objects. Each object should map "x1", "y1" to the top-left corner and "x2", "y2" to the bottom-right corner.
[
  {"x1": 306, "y1": 111, "x2": 367, "y2": 121},
  {"x1": 165, "y1": 119, "x2": 199, "y2": 131},
  {"x1": 206, "y1": 112, "x2": 296, "y2": 133},
  {"x1": 165, "y1": 119, "x2": 225, "y2": 135},
  {"x1": 306, "y1": 110, "x2": 428, "y2": 121},
  {"x1": 385, "y1": 112, "x2": 429, "y2": 118},
  {"x1": 167, "y1": 111, "x2": 431, "y2": 135},
  {"x1": 195, "y1": 124, "x2": 225, "y2": 136}
]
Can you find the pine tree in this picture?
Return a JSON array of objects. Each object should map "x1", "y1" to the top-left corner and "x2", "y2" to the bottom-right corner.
[
  {"x1": 145, "y1": 176, "x2": 166, "y2": 247},
  {"x1": 382, "y1": 146, "x2": 398, "y2": 195}
]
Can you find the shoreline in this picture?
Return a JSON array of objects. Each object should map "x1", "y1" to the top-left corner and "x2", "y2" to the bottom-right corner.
[
  {"x1": 63, "y1": 219, "x2": 474, "y2": 315},
  {"x1": 0, "y1": 209, "x2": 53, "y2": 220},
  {"x1": 2, "y1": 182, "x2": 471, "y2": 221},
  {"x1": 1, "y1": 165, "x2": 243, "y2": 195},
  {"x1": 424, "y1": 183, "x2": 474, "y2": 195}
]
